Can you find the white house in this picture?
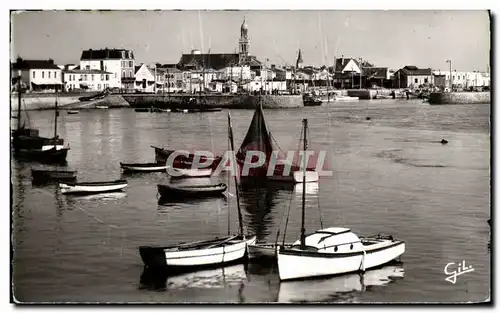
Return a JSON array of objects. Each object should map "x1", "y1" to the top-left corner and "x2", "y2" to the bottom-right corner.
[
  {"x1": 433, "y1": 70, "x2": 491, "y2": 88},
  {"x1": 134, "y1": 64, "x2": 159, "y2": 93},
  {"x1": 11, "y1": 59, "x2": 63, "y2": 92},
  {"x1": 63, "y1": 68, "x2": 116, "y2": 92},
  {"x1": 79, "y1": 48, "x2": 136, "y2": 90}
]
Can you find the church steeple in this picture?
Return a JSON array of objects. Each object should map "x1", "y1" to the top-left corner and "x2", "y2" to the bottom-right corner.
[
  {"x1": 296, "y1": 49, "x2": 303, "y2": 69},
  {"x1": 238, "y1": 17, "x2": 250, "y2": 65}
]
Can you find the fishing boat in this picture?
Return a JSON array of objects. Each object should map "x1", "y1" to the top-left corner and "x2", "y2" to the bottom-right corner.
[
  {"x1": 31, "y1": 169, "x2": 77, "y2": 183},
  {"x1": 67, "y1": 110, "x2": 79, "y2": 115},
  {"x1": 236, "y1": 100, "x2": 316, "y2": 181},
  {"x1": 157, "y1": 183, "x2": 227, "y2": 199},
  {"x1": 138, "y1": 112, "x2": 256, "y2": 271},
  {"x1": 303, "y1": 93, "x2": 322, "y2": 106},
  {"x1": 277, "y1": 119, "x2": 405, "y2": 281},
  {"x1": 169, "y1": 167, "x2": 213, "y2": 178},
  {"x1": 59, "y1": 179, "x2": 128, "y2": 195},
  {"x1": 11, "y1": 69, "x2": 70, "y2": 164},
  {"x1": 120, "y1": 162, "x2": 169, "y2": 172}
]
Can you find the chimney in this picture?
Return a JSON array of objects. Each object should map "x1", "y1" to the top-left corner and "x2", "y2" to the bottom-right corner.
[{"x1": 48, "y1": 58, "x2": 54, "y2": 64}]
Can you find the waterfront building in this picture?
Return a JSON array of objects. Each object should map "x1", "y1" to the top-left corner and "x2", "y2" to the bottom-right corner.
[
  {"x1": 362, "y1": 67, "x2": 391, "y2": 88},
  {"x1": 332, "y1": 57, "x2": 362, "y2": 89},
  {"x1": 11, "y1": 59, "x2": 63, "y2": 92},
  {"x1": 393, "y1": 66, "x2": 434, "y2": 89},
  {"x1": 62, "y1": 66, "x2": 116, "y2": 92},
  {"x1": 134, "y1": 64, "x2": 164, "y2": 93},
  {"x1": 79, "y1": 48, "x2": 136, "y2": 91},
  {"x1": 432, "y1": 70, "x2": 490, "y2": 89}
]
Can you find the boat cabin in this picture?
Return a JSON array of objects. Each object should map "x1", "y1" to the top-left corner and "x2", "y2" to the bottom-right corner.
[{"x1": 291, "y1": 227, "x2": 364, "y2": 253}]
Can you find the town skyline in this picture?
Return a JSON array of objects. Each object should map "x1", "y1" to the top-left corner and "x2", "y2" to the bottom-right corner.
[{"x1": 11, "y1": 10, "x2": 490, "y2": 72}]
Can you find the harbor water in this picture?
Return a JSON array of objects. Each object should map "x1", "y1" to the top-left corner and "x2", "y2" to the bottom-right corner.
[{"x1": 11, "y1": 99, "x2": 490, "y2": 303}]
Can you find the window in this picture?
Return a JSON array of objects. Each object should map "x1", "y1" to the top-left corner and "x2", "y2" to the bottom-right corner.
[
  {"x1": 83, "y1": 74, "x2": 87, "y2": 80},
  {"x1": 453, "y1": 75, "x2": 455, "y2": 80},
  {"x1": 414, "y1": 78, "x2": 418, "y2": 84},
  {"x1": 106, "y1": 74, "x2": 109, "y2": 81},
  {"x1": 91, "y1": 74, "x2": 94, "y2": 81},
  {"x1": 69, "y1": 75, "x2": 72, "y2": 81},
  {"x1": 424, "y1": 78, "x2": 428, "y2": 83},
  {"x1": 54, "y1": 72, "x2": 57, "y2": 79},
  {"x1": 33, "y1": 71, "x2": 35, "y2": 79},
  {"x1": 129, "y1": 61, "x2": 133, "y2": 67},
  {"x1": 86, "y1": 65, "x2": 90, "y2": 70},
  {"x1": 42, "y1": 71, "x2": 45, "y2": 78},
  {"x1": 122, "y1": 71, "x2": 125, "y2": 78},
  {"x1": 101, "y1": 74, "x2": 104, "y2": 81},
  {"x1": 98, "y1": 84, "x2": 101, "y2": 90},
  {"x1": 48, "y1": 72, "x2": 51, "y2": 79}
]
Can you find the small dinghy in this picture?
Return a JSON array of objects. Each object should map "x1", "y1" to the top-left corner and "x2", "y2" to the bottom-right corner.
[
  {"x1": 248, "y1": 242, "x2": 293, "y2": 260},
  {"x1": 59, "y1": 179, "x2": 128, "y2": 195},
  {"x1": 157, "y1": 183, "x2": 227, "y2": 199},
  {"x1": 120, "y1": 162, "x2": 169, "y2": 172},
  {"x1": 169, "y1": 167, "x2": 213, "y2": 178},
  {"x1": 32, "y1": 169, "x2": 77, "y2": 183},
  {"x1": 67, "y1": 110, "x2": 79, "y2": 115}
]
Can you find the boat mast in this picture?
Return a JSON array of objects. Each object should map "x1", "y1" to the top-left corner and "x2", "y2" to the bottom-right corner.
[
  {"x1": 17, "y1": 70, "x2": 22, "y2": 130},
  {"x1": 300, "y1": 118, "x2": 308, "y2": 250},
  {"x1": 54, "y1": 90, "x2": 58, "y2": 139},
  {"x1": 228, "y1": 112, "x2": 245, "y2": 238}
]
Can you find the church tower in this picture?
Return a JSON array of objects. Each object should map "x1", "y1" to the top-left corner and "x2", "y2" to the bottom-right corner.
[
  {"x1": 238, "y1": 17, "x2": 250, "y2": 65},
  {"x1": 296, "y1": 49, "x2": 303, "y2": 69}
]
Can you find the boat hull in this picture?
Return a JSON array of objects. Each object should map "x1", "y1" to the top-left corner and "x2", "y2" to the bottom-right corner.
[
  {"x1": 139, "y1": 236, "x2": 256, "y2": 271},
  {"x1": 157, "y1": 183, "x2": 227, "y2": 199},
  {"x1": 14, "y1": 147, "x2": 69, "y2": 164},
  {"x1": 169, "y1": 167, "x2": 212, "y2": 178},
  {"x1": 31, "y1": 169, "x2": 77, "y2": 183},
  {"x1": 59, "y1": 180, "x2": 128, "y2": 195},
  {"x1": 120, "y1": 162, "x2": 168, "y2": 172},
  {"x1": 277, "y1": 241, "x2": 405, "y2": 281},
  {"x1": 248, "y1": 243, "x2": 293, "y2": 260}
]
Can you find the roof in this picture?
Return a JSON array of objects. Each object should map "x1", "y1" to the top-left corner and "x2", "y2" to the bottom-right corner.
[
  {"x1": 13, "y1": 59, "x2": 60, "y2": 70},
  {"x1": 362, "y1": 67, "x2": 389, "y2": 79},
  {"x1": 178, "y1": 53, "x2": 263, "y2": 70},
  {"x1": 399, "y1": 66, "x2": 432, "y2": 76},
  {"x1": 335, "y1": 58, "x2": 360, "y2": 72},
  {"x1": 63, "y1": 69, "x2": 112, "y2": 74},
  {"x1": 80, "y1": 49, "x2": 135, "y2": 60},
  {"x1": 179, "y1": 53, "x2": 240, "y2": 70}
]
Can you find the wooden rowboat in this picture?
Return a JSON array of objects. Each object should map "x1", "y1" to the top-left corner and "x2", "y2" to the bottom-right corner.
[
  {"x1": 59, "y1": 179, "x2": 128, "y2": 195},
  {"x1": 32, "y1": 169, "x2": 77, "y2": 183},
  {"x1": 120, "y1": 162, "x2": 169, "y2": 172},
  {"x1": 157, "y1": 183, "x2": 227, "y2": 199}
]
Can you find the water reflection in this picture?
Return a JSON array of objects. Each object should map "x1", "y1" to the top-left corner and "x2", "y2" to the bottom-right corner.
[
  {"x1": 63, "y1": 192, "x2": 127, "y2": 202},
  {"x1": 277, "y1": 262, "x2": 405, "y2": 303},
  {"x1": 139, "y1": 263, "x2": 248, "y2": 292},
  {"x1": 239, "y1": 179, "x2": 294, "y2": 242}
]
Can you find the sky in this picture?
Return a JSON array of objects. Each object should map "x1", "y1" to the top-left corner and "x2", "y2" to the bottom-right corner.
[{"x1": 10, "y1": 10, "x2": 491, "y2": 72}]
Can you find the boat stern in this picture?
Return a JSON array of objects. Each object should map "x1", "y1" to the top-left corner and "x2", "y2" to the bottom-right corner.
[{"x1": 139, "y1": 246, "x2": 167, "y2": 269}]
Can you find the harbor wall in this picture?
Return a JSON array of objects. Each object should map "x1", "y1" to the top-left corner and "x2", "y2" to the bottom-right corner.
[
  {"x1": 120, "y1": 94, "x2": 304, "y2": 109},
  {"x1": 347, "y1": 89, "x2": 377, "y2": 100},
  {"x1": 11, "y1": 93, "x2": 130, "y2": 111},
  {"x1": 428, "y1": 92, "x2": 490, "y2": 105}
]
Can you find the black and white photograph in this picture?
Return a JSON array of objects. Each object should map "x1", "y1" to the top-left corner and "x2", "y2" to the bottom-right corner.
[{"x1": 9, "y1": 7, "x2": 491, "y2": 304}]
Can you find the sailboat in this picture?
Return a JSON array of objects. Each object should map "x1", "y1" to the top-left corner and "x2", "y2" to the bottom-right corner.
[
  {"x1": 237, "y1": 100, "x2": 318, "y2": 183},
  {"x1": 11, "y1": 70, "x2": 70, "y2": 164},
  {"x1": 276, "y1": 119, "x2": 405, "y2": 281},
  {"x1": 138, "y1": 112, "x2": 256, "y2": 272}
]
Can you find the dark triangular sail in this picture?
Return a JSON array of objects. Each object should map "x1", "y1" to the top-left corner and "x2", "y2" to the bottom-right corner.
[{"x1": 236, "y1": 102, "x2": 275, "y2": 162}]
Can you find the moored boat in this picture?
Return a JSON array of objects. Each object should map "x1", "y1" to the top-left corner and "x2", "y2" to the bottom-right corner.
[
  {"x1": 276, "y1": 119, "x2": 405, "y2": 281},
  {"x1": 59, "y1": 179, "x2": 128, "y2": 195},
  {"x1": 157, "y1": 183, "x2": 227, "y2": 199},
  {"x1": 31, "y1": 169, "x2": 77, "y2": 183},
  {"x1": 67, "y1": 110, "x2": 79, "y2": 115},
  {"x1": 152, "y1": 145, "x2": 223, "y2": 170},
  {"x1": 11, "y1": 69, "x2": 70, "y2": 164},
  {"x1": 120, "y1": 162, "x2": 169, "y2": 172}
]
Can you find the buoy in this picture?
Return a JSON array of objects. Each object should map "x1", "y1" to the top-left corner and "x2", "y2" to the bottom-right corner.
[
  {"x1": 366, "y1": 117, "x2": 371, "y2": 121},
  {"x1": 440, "y1": 139, "x2": 448, "y2": 144}
]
